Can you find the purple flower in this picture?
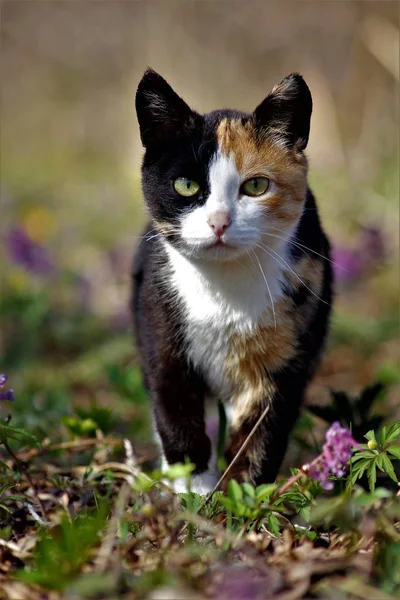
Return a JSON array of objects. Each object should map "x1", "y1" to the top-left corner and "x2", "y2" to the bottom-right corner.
[
  {"x1": 310, "y1": 422, "x2": 356, "y2": 490},
  {"x1": 5, "y1": 227, "x2": 53, "y2": 275},
  {"x1": 332, "y1": 225, "x2": 386, "y2": 288},
  {"x1": 331, "y1": 247, "x2": 364, "y2": 284},
  {"x1": 360, "y1": 226, "x2": 386, "y2": 263},
  {"x1": 0, "y1": 374, "x2": 15, "y2": 402}
]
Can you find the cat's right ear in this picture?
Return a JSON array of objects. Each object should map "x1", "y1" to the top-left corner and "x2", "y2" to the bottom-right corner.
[
  {"x1": 253, "y1": 73, "x2": 312, "y2": 151},
  {"x1": 135, "y1": 69, "x2": 199, "y2": 147}
]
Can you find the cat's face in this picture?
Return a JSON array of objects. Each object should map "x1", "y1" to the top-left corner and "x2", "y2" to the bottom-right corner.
[{"x1": 136, "y1": 70, "x2": 312, "y2": 262}]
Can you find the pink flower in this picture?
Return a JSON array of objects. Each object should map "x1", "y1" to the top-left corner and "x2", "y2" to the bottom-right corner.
[{"x1": 310, "y1": 422, "x2": 356, "y2": 490}]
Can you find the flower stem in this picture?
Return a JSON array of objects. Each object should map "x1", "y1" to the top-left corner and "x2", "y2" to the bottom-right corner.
[{"x1": 272, "y1": 454, "x2": 322, "y2": 502}]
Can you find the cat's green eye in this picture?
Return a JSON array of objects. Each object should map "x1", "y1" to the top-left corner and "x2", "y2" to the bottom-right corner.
[
  {"x1": 241, "y1": 177, "x2": 270, "y2": 197},
  {"x1": 173, "y1": 177, "x2": 200, "y2": 197}
]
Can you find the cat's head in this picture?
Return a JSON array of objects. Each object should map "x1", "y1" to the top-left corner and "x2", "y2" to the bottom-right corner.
[{"x1": 136, "y1": 69, "x2": 312, "y2": 262}]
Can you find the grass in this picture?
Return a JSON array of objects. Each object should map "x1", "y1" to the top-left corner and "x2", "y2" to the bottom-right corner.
[{"x1": 0, "y1": 257, "x2": 399, "y2": 599}]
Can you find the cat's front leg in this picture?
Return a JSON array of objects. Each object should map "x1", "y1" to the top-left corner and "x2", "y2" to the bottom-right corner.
[
  {"x1": 152, "y1": 360, "x2": 219, "y2": 495},
  {"x1": 224, "y1": 386, "x2": 303, "y2": 486}
]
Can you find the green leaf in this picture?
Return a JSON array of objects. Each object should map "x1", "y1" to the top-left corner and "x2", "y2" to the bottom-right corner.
[
  {"x1": 267, "y1": 512, "x2": 280, "y2": 536},
  {"x1": 0, "y1": 424, "x2": 39, "y2": 447},
  {"x1": 379, "y1": 426, "x2": 387, "y2": 447},
  {"x1": 377, "y1": 541, "x2": 400, "y2": 595},
  {"x1": 179, "y1": 492, "x2": 203, "y2": 513},
  {"x1": 351, "y1": 451, "x2": 376, "y2": 461},
  {"x1": 218, "y1": 497, "x2": 236, "y2": 513},
  {"x1": 375, "y1": 454, "x2": 385, "y2": 470},
  {"x1": 365, "y1": 430, "x2": 376, "y2": 443},
  {"x1": 164, "y1": 462, "x2": 194, "y2": 481},
  {"x1": 241, "y1": 483, "x2": 256, "y2": 499},
  {"x1": 227, "y1": 479, "x2": 243, "y2": 503},
  {"x1": 354, "y1": 488, "x2": 392, "y2": 507},
  {"x1": 309, "y1": 496, "x2": 345, "y2": 524},
  {"x1": 0, "y1": 482, "x2": 18, "y2": 495},
  {"x1": 133, "y1": 472, "x2": 154, "y2": 493},
  {"x1": 255, "y1": 483, "x2": 277, "y2": 503},
  {"x1": 387, "y1": 445, "x2": 400, "y2": 459},
  {"x1": 1, "y1": 494, "x2": 25, "y2": 503},
  {"x1": 350, "y1": 458, "x2": 371, "y2": 474},
  {"x1": 385, "y1": 423, "x2": 400, "y2": 445},
  {"x1": 367, "y1": 462, "x2": 377, "y2": 492},
  {"x1": 380, "y1": 453, "x2": 398, "y2": 483},
  {"x1": 16, "y1": 504, "x2": 109, "y2": 591}
]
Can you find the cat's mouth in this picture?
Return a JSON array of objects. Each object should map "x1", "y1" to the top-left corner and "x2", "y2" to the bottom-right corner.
[
  {"x1": 178, "y1": 237, "x2": 247, "y2": 262},
  {"x1": 198, "y1": 238, "x2": 245, "y2": 261},
  {"x1": 206, "y1": 236, "x2": 238, "y2": 249}
]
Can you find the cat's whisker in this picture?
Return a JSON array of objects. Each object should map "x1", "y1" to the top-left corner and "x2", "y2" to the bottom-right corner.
[
  {"x1": 248, "y1": 248, "x2": 277, "y2": 331},
  {"x1": 144, "y1": 233, "x2": 163, "y2": 242},
  {"x1": 255, "y1": 242, "x2": 329, "y2": 306},
  {"x1": 259, "y1": 228, "x2": 346, "y2": 272},
  {"x1": 260, "y1": 232, "x2": 318, "y2": 272},
  {"x1": 131, "y1": 228, "x2": 158, "y2": 240},
  {"x1": 144, "y1": 229, "x2": 181, "y2": 242}
]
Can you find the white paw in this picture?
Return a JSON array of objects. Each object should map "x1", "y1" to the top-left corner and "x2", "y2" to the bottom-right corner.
[{"x1": 172, "y1": 470, "x2": 220, "y2": 496}]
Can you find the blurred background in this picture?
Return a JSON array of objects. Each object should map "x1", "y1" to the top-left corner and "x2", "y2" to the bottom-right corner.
[{"x1": 1, "y1": 1, "x2": 399, "y2": 466}]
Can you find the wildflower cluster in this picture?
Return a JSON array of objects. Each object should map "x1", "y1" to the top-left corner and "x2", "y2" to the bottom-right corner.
[
  {"x1": 6, "y1": 227, "x2": 53, "y2": 275},
  {"x1": 310, "y1": 422, "x2": 356, "y2": 490},
  {"x1": 0, "y1": 373, "x2": 15, "y2": 402}
]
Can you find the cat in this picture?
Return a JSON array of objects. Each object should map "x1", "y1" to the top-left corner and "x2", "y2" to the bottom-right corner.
[{"x1": 132, "y1": 69, "x2": 333, "y2": 495}]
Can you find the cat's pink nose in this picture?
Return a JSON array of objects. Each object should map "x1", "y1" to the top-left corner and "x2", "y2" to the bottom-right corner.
[{"x1": 208, "y1": 211, "x2": 232, "y2": 238}]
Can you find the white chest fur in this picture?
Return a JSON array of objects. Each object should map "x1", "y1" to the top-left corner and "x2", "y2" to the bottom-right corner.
[{"x1": 164, "y1": 242, "x2": 288, "y2": 399}]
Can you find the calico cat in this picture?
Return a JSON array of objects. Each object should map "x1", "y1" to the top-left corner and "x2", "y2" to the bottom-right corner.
[{"x1": 132, "y1": 69, "x2": 333, "y2": 495}]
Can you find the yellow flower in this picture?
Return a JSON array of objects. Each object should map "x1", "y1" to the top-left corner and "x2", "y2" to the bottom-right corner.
[
  {"x1": 8, "y1": 268, "x2": 28, "y2": 292},
  {"x1": 22, "y1": 207, "x2": 57, "y2": 243},
  {"x1": 367, "y1": 439, "x2": 378, "y2": 450}
]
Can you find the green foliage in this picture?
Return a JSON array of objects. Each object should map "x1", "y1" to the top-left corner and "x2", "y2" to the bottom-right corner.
[
  {"x1": 0, "y1": 286, "x2": 109, "y2": 368},
  {"x1": 62, "y1": 415, "x2": 98, "y2": 438},
  {"x1": 17, "y1": 505, "x2": 109, "y2": 591},
  {"x1": 309, "y1": 486, "x2": 399, "y2": 535},
  {"x1": 349, "y1": 423, "x2": 400, "y2": 491},
  {"x1": 0, "y1": 421, "x2": 39, "y2": 451},
  {"x1": 376, "y1": 541, "x2": 400, "y2": 595},
  {"x1": 217, "y1": 480, "x2": 277, "y2": 522},
  {"x1": 213, "y1": 480, "x2": 287, "y2": 536},
  {"x1": 107, "y1": 364, "x2": 147, "y2": 405},
  {"x1": 107, "y1": 365, "x2": 151, "y2": 439},
  {"x1": 74, "y1": 402, "x2": 117, "y2": 436},
  {"x1": 331, "y1": 312, "x2": 399, "y2": 355},
  {"x1": 0, "y1": 480, "x2": 25, "y2": 517},
  {"x1": 163, "y1": 462, "x2": 195, "y2": 483},
  {"x1": 180, "y1": 490, "x2": 225, "y2": 520}
]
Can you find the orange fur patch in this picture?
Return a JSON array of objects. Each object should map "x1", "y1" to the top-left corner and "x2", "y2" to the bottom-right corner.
[
  {"x1": 216, "y1": 118, "x2": 308, "y2": 225},
  {"x1": 225, "y1": 255, "x2": 324, "y2": 429},
  {"x1": 225, "y1": 299, "x2": 293, "y2": 429}
]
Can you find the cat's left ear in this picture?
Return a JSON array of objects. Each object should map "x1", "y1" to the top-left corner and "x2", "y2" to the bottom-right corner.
[
  {"x1": 136, "y1": 69, "x2": 199, "y2": 147},
  {"x1": 253, "y1": 73, "x2": 312, "y2": 151}
]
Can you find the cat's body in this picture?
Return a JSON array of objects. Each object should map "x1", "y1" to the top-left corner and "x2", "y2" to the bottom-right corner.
[{"x1": 132, "y1": 70, "x2": 333, "y2": 494}]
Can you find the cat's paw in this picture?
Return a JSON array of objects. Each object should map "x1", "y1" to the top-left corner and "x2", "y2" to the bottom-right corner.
[{"x1": 172, "y1": 469, "x2": 220, "y2": 496}]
